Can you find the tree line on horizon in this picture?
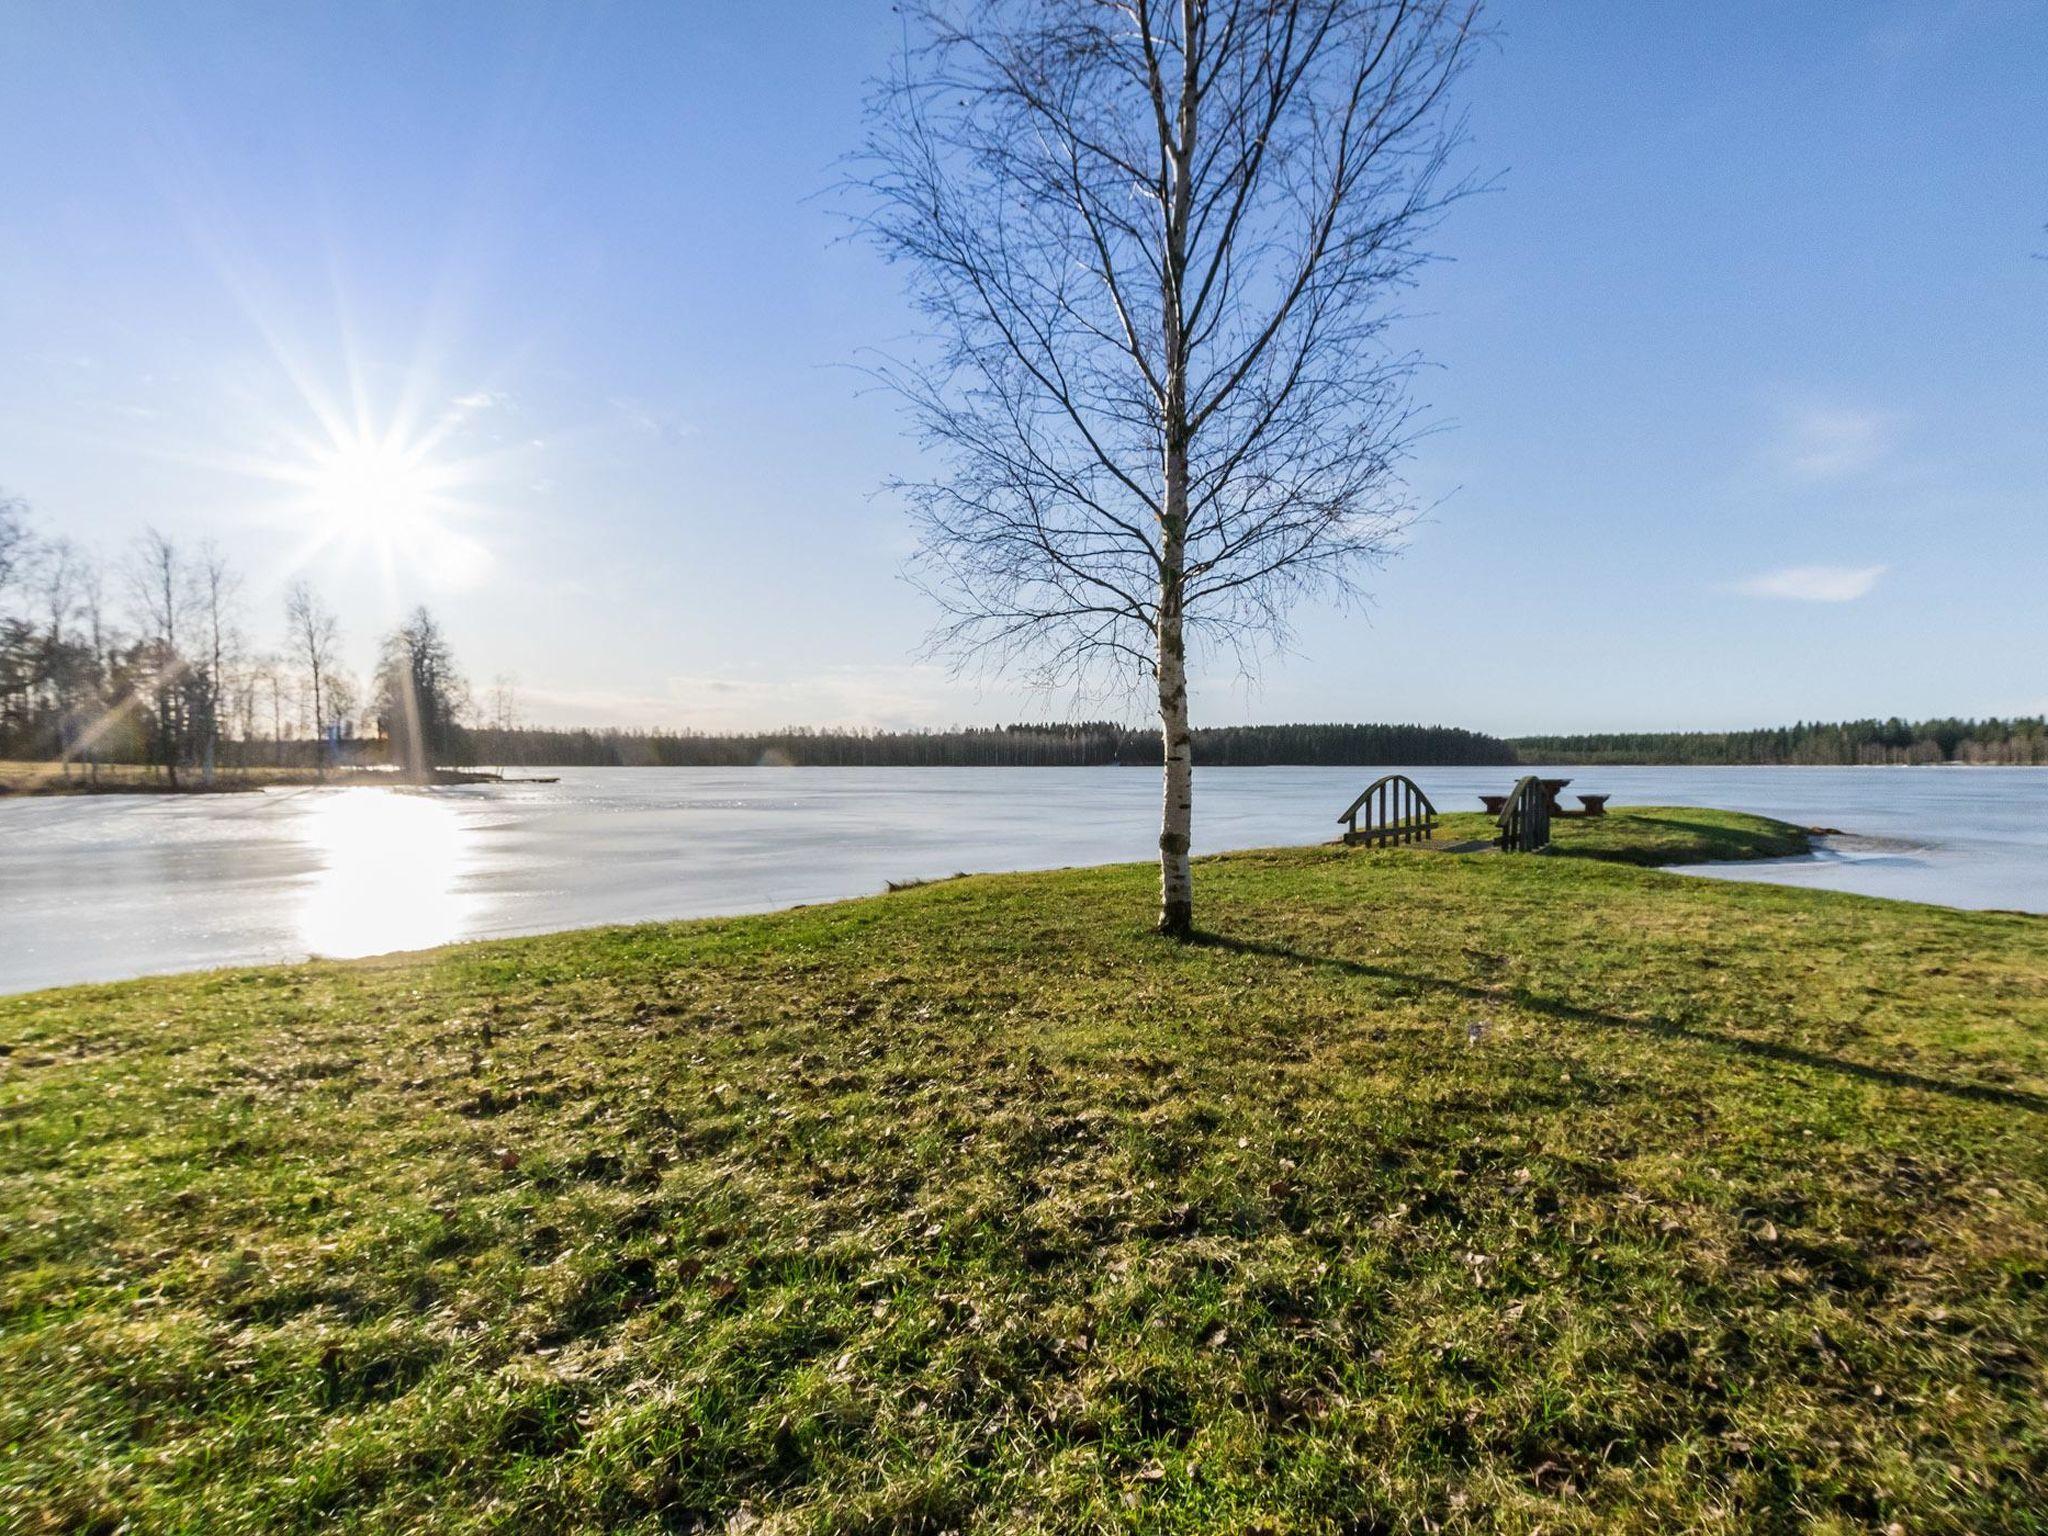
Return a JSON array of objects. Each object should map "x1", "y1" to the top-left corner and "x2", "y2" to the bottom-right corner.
[
  {"x1": 1514, "y1": 718, "x2": 2048, "y2": 767},
  {"x1": 462, "y1": 717, "x2": 2048, "y2": 769},
  {"x1": 0, "y1": 492, "x2": 482, "y2": 782},
  {"x1": 457, "y1": 720, "x2": 1518, "y2": 769}
]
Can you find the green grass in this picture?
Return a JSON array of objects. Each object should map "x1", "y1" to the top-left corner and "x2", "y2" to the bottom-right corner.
[{"x1": 2, "y1": 807, "x2": 2044, "y2": 1533}]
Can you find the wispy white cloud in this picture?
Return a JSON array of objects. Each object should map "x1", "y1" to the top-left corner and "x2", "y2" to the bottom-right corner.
[
  {"x1": 609, "y1": 396, "x2": 695, "y2": 443},
  {"x1": 451, "y1": 389, "x2": 505, "y2": 411},
  {"x1": 517, "y1": 685, "x2": 684, "y2": 727},
  {"x1": 1779, "y1": 405, "x2": 1895, "y2": 480},
  {"x1": 663, "y1": 665, "x2": 988, "y2": 731},
  {"x1": 1734, "y1": 564, "x2": 1887, "y2": 602}
]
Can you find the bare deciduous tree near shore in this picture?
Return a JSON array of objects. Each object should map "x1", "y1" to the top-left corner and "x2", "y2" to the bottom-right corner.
[
  {"x1": 0, "y1": 494, "x2": 30, "y2": 599},
  {"x1": 284, "y1": 578, "x2": 341, "y2": 768},
  {"x1": 377, "y1": 605, "x2": 467, "y2": 781},
  {"x1": 859, "y1": 0, "x2": 1480, "y2": 936},
  {"x1": 197, "y1": 542, "x2": 243, "y2": 780},
  {"x1": 126, "y1": 528, "x2": 193, "y2": 788}
]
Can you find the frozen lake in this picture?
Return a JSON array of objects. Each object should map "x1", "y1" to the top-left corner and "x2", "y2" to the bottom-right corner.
[{"x1": 2, "y1": 764, "x2": 2042, "y2": 994}]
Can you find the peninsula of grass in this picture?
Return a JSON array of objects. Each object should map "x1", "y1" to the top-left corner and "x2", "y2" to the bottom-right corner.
[
  {"x1": 4, "y1": 808, "x2": 2044, "y2": 1533},
  {"x1": 1431, "y1": 805, "x2": 1817, "y2": 866}
]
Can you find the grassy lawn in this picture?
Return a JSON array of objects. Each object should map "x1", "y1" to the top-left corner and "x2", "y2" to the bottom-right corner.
[{"x1": 3, "y1": 808, "x2": 2044, "y2": 1533}]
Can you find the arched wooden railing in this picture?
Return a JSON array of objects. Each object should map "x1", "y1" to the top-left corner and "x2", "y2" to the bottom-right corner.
[
  {"x1": 1496, "y1": 774, "x2": 1553, "y2": 852},
  {"x1": 1338, "y1": 774, "x2": 1437, "y2": 847}
]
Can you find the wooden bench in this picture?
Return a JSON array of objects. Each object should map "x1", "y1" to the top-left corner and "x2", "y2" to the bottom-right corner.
[
  {"x1": 1339, "y1": 775, "x2": 1437, "y2": 846},
  {"x1": 1496, "y1": 775, "x2": 1553, "y2": 852},
  {"x1": 1489, "y1": 785, "x2": 1609, "y2": 820}
]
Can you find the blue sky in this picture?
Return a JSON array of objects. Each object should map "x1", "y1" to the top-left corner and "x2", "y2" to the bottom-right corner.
[{"x1": 2, "y1": 1, "x2": 2042, "y2": 735}]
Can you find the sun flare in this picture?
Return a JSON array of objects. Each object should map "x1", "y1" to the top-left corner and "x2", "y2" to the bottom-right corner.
[
  {"x1": 265, "y1": 405, "x2": 496, "y2": 592},
  {"x1": 300, "y1": 432, "x2": 457, "y2": 545}
]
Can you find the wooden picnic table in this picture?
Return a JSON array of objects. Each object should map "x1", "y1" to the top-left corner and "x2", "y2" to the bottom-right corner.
[
  {"x1": 1484, "y1": 781, "x2": 1611, "y2": 819},
  {"x1": 1482, "y1": 779, "x2": 1571, "y2": 815}
]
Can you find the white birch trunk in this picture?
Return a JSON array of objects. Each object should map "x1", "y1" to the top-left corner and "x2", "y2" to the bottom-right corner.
[
  {"x1": 1156, "y1": 533, "x2": 1193, "y2": 936},
  {"x1": 1156, "y1": 11, "x2": 1197, "y2": 939}
]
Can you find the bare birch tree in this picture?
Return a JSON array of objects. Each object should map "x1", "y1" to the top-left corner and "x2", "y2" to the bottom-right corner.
[
  {"x1": 858, "y1": 0, "x2": 1480, "y2": 935},
  {"x1": 487, "y1": 673, "x2": 523, "y2": 735},
  {"x1": 77, "y1": 553, "x2": 112, "y2": 781},
  {"x1": 252, "y1": 654, "x2": 287, "y2": 766},
  {"x1": 284, "y1": 578, "x2": 340, "y2": 771},
  {"x1": 35, "y1": 538, "x2": 83, "y2": 774},
  {"x1": 0, "y1": 493, "x2": 29, "y2": 602},
  {"x1": 126, "y1": 528, "x2": 193, "y2": 787},
  {"x1": 197, "y1": 542, "x2": 242, "y2": 779}
]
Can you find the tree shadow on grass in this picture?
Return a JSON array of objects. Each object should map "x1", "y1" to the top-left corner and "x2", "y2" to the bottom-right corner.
[{"x1": 1192, "y1": 931, "x2": 2048, "y2": 1115}]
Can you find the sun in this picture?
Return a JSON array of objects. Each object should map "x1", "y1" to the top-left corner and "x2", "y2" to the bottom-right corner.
[
  {"x1": 257, "y1": 390, "x2": 503, "y2": 593},
  {"x1": 305, "y1": 434, "x2": 443, "y2": 542}
]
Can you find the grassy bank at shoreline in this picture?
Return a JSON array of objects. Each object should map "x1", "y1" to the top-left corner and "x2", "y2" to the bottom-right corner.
[
  {"x1": 4, "y1": 809, "x2": 2044, "y2": 1532},
  {"x1": 0, "y1": 760, "x2": 505, "y2": 796}
]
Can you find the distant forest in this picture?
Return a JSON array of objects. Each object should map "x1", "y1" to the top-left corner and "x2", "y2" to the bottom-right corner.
[
  {"x1": 1514, "y1": 717, "x2": 2048, "y2": 767},
  {"x1": 457, "y1": 715, "x2": 2048, "y2": 770},
  {"x1": 457, "y1": 721, "x2": 1519, "y2": 769}
]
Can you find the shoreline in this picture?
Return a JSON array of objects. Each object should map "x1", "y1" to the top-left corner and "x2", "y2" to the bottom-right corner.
[
  {"x1": 0, "y1": 764, "x2": 507, "y2": 796},
  {"x1": 1, "y1": 809, "x2": 1829, "y2": 1000},
  {"x1": 3, "y1": 759, "x2": 2044, "y2": 797},
  {"x1": 9, "y1": 805, "x2": 2044, "y2": 999}
]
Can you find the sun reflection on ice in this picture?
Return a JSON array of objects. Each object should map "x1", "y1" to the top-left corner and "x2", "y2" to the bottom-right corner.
[{"x1": 299, "y1": 789, "x2": 473, "y2": 958}]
